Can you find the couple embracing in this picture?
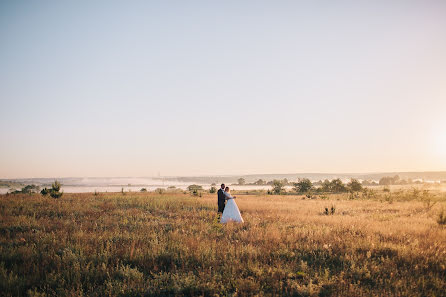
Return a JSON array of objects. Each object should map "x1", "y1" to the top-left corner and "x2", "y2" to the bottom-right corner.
[{"x1": 217, "y1": 184, "x2": 244, "y2": 223}]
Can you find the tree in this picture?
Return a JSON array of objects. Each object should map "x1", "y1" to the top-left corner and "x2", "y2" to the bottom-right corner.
[
  {"x1": 313, "y1": 180, "x2": 323, "y2": 186},
  {"x1": 22, "y1": 184, "x2": 40, "y2": 194},
  {"x1": 321, "y1": 179, "x2": 331, "y2": 192},
  {"x1": 140, "y1": 188, "x2": 147, "y2": 192},
  {"x1": 49, "y1": 180, "x2": 63, "y2": 198},
  {"x1": 379, "y1": 175, "x2": 401, "y2": 185},
  {"x1": 237, "y1": 178, "x2": 246, "y2": 185},
  {"x1": 293, "y1": 178, "x2": 313, "y2": 193},
  {"x1": 254, "y1": 179, "x2": 266, "y2": 185},
  {"x1": 209, "y1": 186, "x2": 216, "y2": 193},
  {"x1": 362, "y1": 179, "x2": 377, "y2": 186},
  {"x1": 330, "y1": 179, "x2": 348, "y2": 193},
  {"x1": 271, "y1": 180, "x2": 284, "y2": 194},
  {"x1": 347, "y1": 179, "x2": 363, "y2": 192},
  {"x1": 11, "y1": 184, "x2": 40, "y2": 194}
]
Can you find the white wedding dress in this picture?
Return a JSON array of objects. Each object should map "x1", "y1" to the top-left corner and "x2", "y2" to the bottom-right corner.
[{"x1": 220, "y1": 192, "x2": 244, "y2": 223}]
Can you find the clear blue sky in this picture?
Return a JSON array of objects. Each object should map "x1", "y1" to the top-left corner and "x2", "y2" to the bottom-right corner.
[{"x1": 1, "y1": 1, "x2": 446, "y2": 178}]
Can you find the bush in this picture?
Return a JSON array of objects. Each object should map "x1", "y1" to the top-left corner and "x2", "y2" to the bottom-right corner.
[
  {"x1": 40, "y1": 188, "x2": 49, "y2": 196},
  {"x1": 349, "y1": 191, "x2": 360, "y2": 200},
  {"x1": 209, "y1": 186, "x2": 216, "y2": 193},
  {"x1": 422, "y1": 191, "x2": 437, "y2": 211},
  {"x1": 50, "y1": 191, "x2": 63, "y2": 199},
  {"x1": 187, "y1": 185, "x2": 203, "y2": 192},
  {"x1": 140, "y1": 188, "x2": 147, "y2": 192},
  {"x1": 361, "y1": 188, "x2": 376, "y2": 199},
  {"x1": 155, "y1": 188, "x2": 165, "y2": 194}
]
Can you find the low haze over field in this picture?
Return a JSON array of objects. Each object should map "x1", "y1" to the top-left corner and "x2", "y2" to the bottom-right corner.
[{"x1": 1, "y1": 1, "x2": 446, "y2": 178}]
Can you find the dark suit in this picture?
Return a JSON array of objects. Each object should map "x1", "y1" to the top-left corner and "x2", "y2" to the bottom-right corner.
[{"x1": 217, "y1": 188, "x2": 226, "y2": 213}]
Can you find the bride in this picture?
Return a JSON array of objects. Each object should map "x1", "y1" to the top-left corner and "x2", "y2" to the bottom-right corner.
[{"x1": 220, "y1": 187, "x2": 244, "y2": 223}]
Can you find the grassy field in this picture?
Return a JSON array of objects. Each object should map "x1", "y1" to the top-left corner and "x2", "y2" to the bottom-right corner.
[{"x1": 0, "y1": 190, "x2": 445, "y2": 296}]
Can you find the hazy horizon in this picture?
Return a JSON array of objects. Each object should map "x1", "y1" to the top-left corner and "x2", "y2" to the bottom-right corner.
[
  {"x1": 4, "y1": 170, "x2": 446, "y2": 181},
  {"x1": 1, "y1": 1, "x2": 446, "y2": 179}
]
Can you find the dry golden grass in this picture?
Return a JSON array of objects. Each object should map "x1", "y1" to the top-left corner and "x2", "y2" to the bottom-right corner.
[{"x1": 0, "y1": 191, "x2": 445, "y2": 296}]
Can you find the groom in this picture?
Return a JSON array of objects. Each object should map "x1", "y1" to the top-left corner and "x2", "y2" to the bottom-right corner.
[{"x1": 217, "y1": 183, "x2": 226, "y2": 213}]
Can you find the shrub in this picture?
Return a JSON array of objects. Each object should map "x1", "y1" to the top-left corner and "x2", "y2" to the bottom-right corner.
[
  {"x1": 361, "y1": 188, "x2": 376, "y2": 199},
  {"x1": 155, "y1": 188, "x2": 165, "y2": 194},
  {"x1": 140, "y1": 188, "x2": 147, "y2": 192},
  {"x1": 50, "y1": 191, "x2": 63, "y2": 199},
  {"x1": 40, "y1": 188, "x2": 49, "y2": 196},
  {"x1": 349, "y1": 191, "x2": 360, "y2": 199},
  {"x1": 410, "y1": 188, "x2": 421, "y2": 199},
  {"x1": 422, "y1": 191, "x2": 437, "y2": 211},
  {"x1": 209, "y1": 186, "x2": 216, "y2": 193},
  {"x1": 187, "y1": 185, "x2": 203, "y2": 192}
]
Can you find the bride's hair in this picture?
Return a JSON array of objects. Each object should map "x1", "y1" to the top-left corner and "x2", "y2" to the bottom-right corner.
[{"x1": 225, "y1": 186, "x2": 230, "y2": 192}]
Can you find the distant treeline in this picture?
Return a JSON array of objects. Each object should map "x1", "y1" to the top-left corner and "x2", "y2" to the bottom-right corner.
[
  {"x1": 0, "y1": 181, "x2": 25, "y2": 188},
  {"x1": 265, "y1": 178, "x2": 363, "y2": 195},
  {"x1": 235, "y1": 175, "x2": 444, "y2": 187},
  {"x1": 5, "y1": 181, "x2": 63, "y2": 198}
]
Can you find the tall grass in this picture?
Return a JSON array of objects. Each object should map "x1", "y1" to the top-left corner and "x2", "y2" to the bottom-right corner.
[{"x1": 0, "y1": 191, "x2": 445, "y2": 296}]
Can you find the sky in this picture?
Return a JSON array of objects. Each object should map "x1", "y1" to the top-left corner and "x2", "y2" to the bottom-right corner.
[{"x1": 1, "y1": 1, "x2": 446, "y2": 178}]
